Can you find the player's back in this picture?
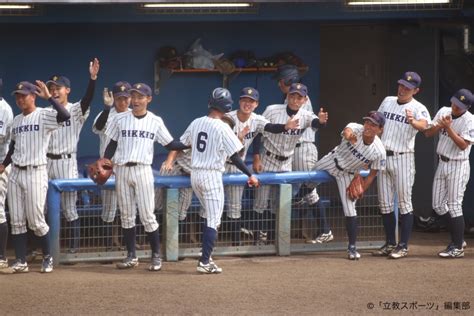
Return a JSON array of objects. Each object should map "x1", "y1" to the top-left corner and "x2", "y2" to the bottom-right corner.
[{"x1": 185, "y1": 116, "x2": 242, "y2": 172}]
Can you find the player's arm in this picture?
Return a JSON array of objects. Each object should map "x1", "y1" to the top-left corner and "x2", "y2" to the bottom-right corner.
[
  {"x1": 0, "y1": 140, "x2": 14, "y2": 173},
  {"x1": 423, "y1": 124, "x2": 443, "y2": 138},
  {"x1": 35, "y1": 80, "x2": 71, "y2": 123},
  {"x1": 252, "y1": 133, "x2": 263, "y2": 173},
  {"x1": 229, "y1": 152, "x2": 259, "y2": 187},
  {"x1": 80, "y1": 58, "x2": 100, "y2": 115},
  {"x1": 94, "y1": 88, "x2": 114, "y2": 131},
  {"x1": 164, "y1": 140, "x2": 190, "y2": 151},
  {"x1": 361, "y1": 169, "x2": 378, "y2": 191},
  {"x1": 405, "y1": 109, "x2": 428, "y2": 131},
  {"x1": 161, "y1": 150, "x2": 179, "y2": 171},
  {"x1": 439, "y1": 116, "x2": 470, "y2": 150},
  {"x1": 103, "y1": 139, "x2": 117, "y2": 159},
  {"x1": 263, "y1": 116, "x2": 300, "y2": 133}
]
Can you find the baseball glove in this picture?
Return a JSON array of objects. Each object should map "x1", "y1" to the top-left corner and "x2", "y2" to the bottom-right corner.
[
  {"x1": 346, "y1": 174, "x2": 364, "y2": 201},
  {"x1": 88, "y1": 158, "x2": 113, "y2": 185}
]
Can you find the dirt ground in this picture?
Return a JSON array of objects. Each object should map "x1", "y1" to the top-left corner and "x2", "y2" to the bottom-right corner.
[{"x1": 1, "y1": 231, "x2": 473, "y2": 315}]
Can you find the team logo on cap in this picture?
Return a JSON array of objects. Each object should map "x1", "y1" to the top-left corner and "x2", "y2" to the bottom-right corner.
[
  {"x1": 120, "y1": 85, "x2": 126, "y2": 91},
  {"x1": 460, "y1": 95, "x2": 465, "y2": 101},
  {"x1": 296, "y1": 84, "x2": 301, "y2": 89},
  {"x1": 18, "y1": 84, "x2": 23, "y2": 89},
  {"x1": 136, "y1": 84, "x2": 141, "y2": 89},
  {"x1": 247, "y1": 89, "x2": 252, "y2": 95},
  {"x1": 407, "y1": 75, "x2": 412, "y2": 81},
  {"x1": 53, "y1": 76, "x2": 58, "y2": 81}
]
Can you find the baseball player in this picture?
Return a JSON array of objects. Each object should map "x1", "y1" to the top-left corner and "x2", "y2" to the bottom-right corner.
[
  {"x1": 92, "y1": 81, "x2": 131, "y2": 249},
  {"x1": 374, "y1": 71, "x2": 431, "y2": 259},
  {"x1": 252, "y1": 83, "x2": 328, "y2": 243},
  {"x1": 272, "y1": 64, "x2": 332, "y2": 243},
  {"x1": 103, "y1": 82, "x2": 188, "y2": 272},
  {"x1": 46, "y1": 58, "x2": 99, "y2": 253},
  {"x1": 423, "y1": 89, "x2": 474, "y2": 258},
  {"x1": 0, "y1": 79, "x2": 14, "y2": 269},
  {"x1": 313, "y1": 111, "x2": 386, "y2": 260},
  {"x1": 0, "y1": 80, "x2": 71, "y2": 273},
  {"x1": 224, "y1": 87, "x2": 298, "y2": 246},
  {"x1": 180, "y1": 87, "x2": 259, "y2": 274}
]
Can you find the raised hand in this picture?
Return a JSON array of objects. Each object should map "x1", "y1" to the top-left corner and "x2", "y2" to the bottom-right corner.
[
  {"x1": 103, "y1": 88, "x2": 114, "y2": 108},
  {"x1": 405, "y1": 109, "x2": 414, "y2": 124},
  {"x1": 238, "y1": 125, "x2": 250, "y2": 142},
  {"x1": 35, "y1": 80, "x2": 51, "y2": 99},
  {"x1": 285, "y1": 115, "x2": 300, "y2": 130},
  {"x1": 318, "y1": 107, "x2": 328, "y2": 124},
  {"x1": 90, "y1": 58, "x2": 100, "y2": 80}
]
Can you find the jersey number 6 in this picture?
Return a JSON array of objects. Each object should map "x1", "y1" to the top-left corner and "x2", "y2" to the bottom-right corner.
[{"x1": 197, "y1": 132, "x2": 208, "y2": 152}]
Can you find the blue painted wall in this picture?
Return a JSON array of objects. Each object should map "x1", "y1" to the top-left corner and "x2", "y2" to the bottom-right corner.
[{"x1": 0, "y1": 21, "x2": 320, "y2": 156}]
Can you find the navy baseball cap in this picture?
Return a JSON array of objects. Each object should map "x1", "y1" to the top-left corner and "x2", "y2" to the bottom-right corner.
[
  {"x1": 397, "y1": 71, "x2": 421, "y2": 89},
  {"x1": 363, "y1": 111, "x2": 386, "y2": 127},
  {"x1": 46, "y1": 75, "x2": 71, "y2": 88},
  {"x1": 288, "y1": 83, "x2": 308, "y2": 97},
  {"x1": 112, "y1": 81, "x2": 132, "y2": 98},
  {"x1": 450, "y1": 88, "x2": 473, "y2": 110},
  {"x1": 272, "y1": 64, "x2": 300, "y2": 81},
  {"x1": 240, "y1": 87, "x2": 259, "y2": 101},
  {"x1": 130, "y1": 83, "x2": 152, "y2": 97},
  {"x1": 11, "y1": 81, "x2": 37, "y2": 95}
]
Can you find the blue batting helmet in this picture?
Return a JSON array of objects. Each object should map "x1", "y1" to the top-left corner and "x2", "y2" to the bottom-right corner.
[{"x1": 208, "y1": 87, "x2": 233, "y2": 113}]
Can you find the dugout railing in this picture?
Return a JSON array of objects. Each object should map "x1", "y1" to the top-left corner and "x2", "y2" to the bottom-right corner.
[{"x1": 46, "y1": 171, "x2": 385, "y2": 266}]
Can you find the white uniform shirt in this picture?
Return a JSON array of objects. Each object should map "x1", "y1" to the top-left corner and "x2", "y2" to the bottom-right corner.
[
  {"x1": 262, "y1": 104, "x2": 316, "y2": 157},
  {"x1": 432, "y1": 107, "x2": 474, "y2": 160},
  {"x1": 378, "y1": 96, "x2": 431, "y2": 152},
  {"x1": 106, "y1": 111, "x2": 173, "y2": 165},
  {"x1": 226, "y1": 110, "x2": 268, "y2": 159},
  {"x1": 0, "y1": 99, "x2": 14, "y2": 161},
  {"x1": 180, "y1": 116, "x2": 243, "y2": 172},
  {"x1": 285, "y1": 95, "x2": 315, "y2": 143},
  {"x1": 334, "y1": 123, "x2": 386, "y2": 172},
  {"x1": 93, "y1": 107, "x2": 131, "y2": 158},
  {"x1": 11, "y1": 108, "x2": 62, "y2": 166},
  {"x1": 48, "y1": 101, "x2": 90, "y2": 154}
]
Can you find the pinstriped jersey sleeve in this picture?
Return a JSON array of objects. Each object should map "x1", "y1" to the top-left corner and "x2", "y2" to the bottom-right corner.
[
  {"x1": 71, "y1": 101, "x2": 90, "y2": 124},
  {"x1": 0, "y1": 102, "x2": 13, "y2": 138},
  {"x1": 105, "y1": 115, "x2": 120, "y2": 141},
  {"x1": 414, "y1": 102, "x2": 431, "y2": 123},
  {"x1": 92, "y1": 112, "x2": 102, "y2": 135},
  {"x1": 341, "y1": 122, "x2": 362, "y2": 137},
  {"x1": 255, "y1": 114, "x2": 269, "y2": 133},
  {"x1": 370, "y1": 139, "x2": 387, "y2": 171},
  {"x1": 180, "y1": 122, "x2": 193, "y2": 147},
  {"x1": 461, "y1": 115, "x2": 474, "y2": 143},
  {"x1": 41, "y1": 108, "x2": 62, "y2": 132},
  {"x1": 299, "y1": 110, "x2": 317, "y2": 129},
  {"x1": 153, "y1": 116, "x2": 174, "y2": 146}
]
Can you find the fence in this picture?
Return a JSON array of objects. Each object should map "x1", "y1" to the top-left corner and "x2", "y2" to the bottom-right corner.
[{"x1": 46, "y1": 170, "x2": 385, "y2": 266}]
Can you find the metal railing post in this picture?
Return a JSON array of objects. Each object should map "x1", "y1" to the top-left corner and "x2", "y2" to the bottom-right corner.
[
  {"x1": 277, "y1": 184, "x2": 292, "y2": 256},
  {"x1": 47, "y1": 183, "x2": 62, "y2": 266},
  {"x1": 164, "y1": 188, "x2": 179, "y2": 261}
]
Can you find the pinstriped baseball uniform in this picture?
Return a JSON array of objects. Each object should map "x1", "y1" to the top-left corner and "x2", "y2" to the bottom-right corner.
[
  {"x1": 0, "y1": 99, "x2": 13, "y2": 225},
  {"x1": 155, "y1": 149, "x2": 193, "y2": 221},
  {"x1": 180, "y1": 116, "x2": 243, "y2": 230},
  {"x1": 287, "y1": 96, "x2": 320, "y2": 204},
  {"x1": 224, "y1": 110, "x2": 268, "y2": 219},
  {"x1": 377, "y1": 96, "x2": 431, "y2": 214},
  {"x1": 254, "y1": 104, "x2": 316, "y2": 213},
  {"x1": 8, "y1": 108, "x2": 62, "y2": 236},
  {"x1": 92, "y1": 107, "x2": 131, "y2": 222},
  {"x1": 315, "y1": 123, "x2": 386, "y2": 216},
  {"x1": 47, "y1": 102, "x2": 90, "y2": 221},
  {"x1": 431, "y1": 107, "x2": 474, "y2": 218},
  {"x1": 105, "y1": 111, "x2": 173, "y2": 232}
]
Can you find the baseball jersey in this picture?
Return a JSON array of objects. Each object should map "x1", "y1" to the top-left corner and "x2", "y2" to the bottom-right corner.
[
  {"x1": 262, "y1": 104, "x2": 316, "y2": 157},
  {"x1": 180, "y1": 116, "x2": 243, "y2": 172},
  {"x1": 93, "y1": 107, "x2": 131, "y2": 158},
  {"x1": 285, "y1": 96, "x2": 315, "y2": 143},
  {"x1": 226, "y1": 110, "x2": 268, "y2": 159},
  {"x1": 378, "y1": 96, "x2": 431, "y2": 152},
  {"x1": 48, "y1": 102, "x2": 90, "y2": 154},
  {"x1": 0, "y1": 99, "x2": 14, "y2": 161},
  {"x1": 11, "y1": 108, "x2": 62, "y2": 166},
  {"x1": 432, "y1": 107, "x2": 474, "y2": 160},
  {"x1": 105, "y1": 111, "x2": 173, "y2": 165},
  {"x1": 334, "y1": 123, "x2": 386, "y2": 172}
]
